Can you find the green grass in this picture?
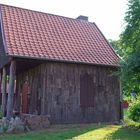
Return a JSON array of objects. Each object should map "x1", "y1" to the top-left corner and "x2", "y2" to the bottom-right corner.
[
  {"x1": 0, "y1": 124, "x2": 140, "y2": 140},
  {"x1": 106, "y1": 126, "x2": 140, "y2": 140}
]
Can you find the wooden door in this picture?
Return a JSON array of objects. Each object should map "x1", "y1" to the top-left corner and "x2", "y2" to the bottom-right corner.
[{"x1": 21, "y1": 82, "x2": 29, "y2": 113}]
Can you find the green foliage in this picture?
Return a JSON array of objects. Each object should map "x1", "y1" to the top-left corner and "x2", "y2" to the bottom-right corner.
[
  {"x1": 1, "y1": 122, "x2": 9, "y2": 133},
  {"x1": 128, "y1": 100, "x2": 140, "y2": 122},
  {"x1": 125, "y1": 119, "x2": 140, "y2": 131},
  {"x1": 0, "y1": 112, "x2": 3, "y2": 119},
  {"x1": 121, "y1": 0, "x2": 140, "y2": 96},
  {"x1": 110, "y1": 0, "x2": 140, "y2": 96},
  {"x1": 109, "y1": 39, "x2": 125, "y2": 58},
  {"x1": 0, "y1": 109, "x2": 3, "y2": 119},
  {"x1": 122, "y1": 0, "x2": 140, "y2": 49}
]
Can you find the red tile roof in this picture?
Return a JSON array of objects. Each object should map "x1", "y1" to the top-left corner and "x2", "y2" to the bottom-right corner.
[{"x1": 0, "y1": 4, "x2": 119, "y2": 66}]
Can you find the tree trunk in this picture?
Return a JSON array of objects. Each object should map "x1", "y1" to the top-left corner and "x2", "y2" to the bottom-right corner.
[
  {"x1": 7, "y1": 61, "x2": 16, "y2": 120},
  {"x1": 1, "y1": 67, "x2": 6, "y2": 116}
]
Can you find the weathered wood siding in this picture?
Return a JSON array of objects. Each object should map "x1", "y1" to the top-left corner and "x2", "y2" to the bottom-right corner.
[{"x1": 15, "y1": 62, "x2": 120, "y2": 124}]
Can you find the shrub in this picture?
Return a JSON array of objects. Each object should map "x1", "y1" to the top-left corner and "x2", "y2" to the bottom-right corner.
[
  {"x1": 128, "y1": 100, "x2": 140, "y2": 122},
  {"x1": 124, "y1": 119, "x2": 140, "y2": 131},
  {"x1": 0, "y1": 109, "x2": 3, "y2": 119}
]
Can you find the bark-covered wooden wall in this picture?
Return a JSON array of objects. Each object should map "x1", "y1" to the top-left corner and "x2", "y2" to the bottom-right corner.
[{"x1": 15, "y1": 62, "x2": 121, "y2": 124}]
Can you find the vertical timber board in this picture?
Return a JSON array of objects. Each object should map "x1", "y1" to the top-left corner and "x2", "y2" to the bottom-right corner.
[
  {"x1": 41, "y1": 64, "x2": 47, "y2": 115},
  {"x1": 13, "y1": 74, "x2": 20, "y2": 112},
  {"x1": 119, "y1": 80, "x2": 123, "y2": 120},
  {"x1": 7, "y1": 61, "x2": 16, "y2": 119},
  {"x1": 1, "y1": 67, "x2": 6, "y2": 116}
]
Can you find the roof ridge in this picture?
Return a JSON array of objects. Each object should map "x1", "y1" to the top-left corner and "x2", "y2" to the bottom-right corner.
[{"x1": 0, "y1": 3, "x2": 93, "y2": 25}]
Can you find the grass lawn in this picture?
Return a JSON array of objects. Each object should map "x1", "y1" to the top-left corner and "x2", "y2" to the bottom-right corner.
[{"x1": 0, "y1": 124, "x2": 140, "y2": 140}]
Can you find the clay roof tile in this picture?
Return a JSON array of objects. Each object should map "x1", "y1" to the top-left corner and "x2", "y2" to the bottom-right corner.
[{"x1": 0, "y1": 4, "x2": 119, "y2": 66}]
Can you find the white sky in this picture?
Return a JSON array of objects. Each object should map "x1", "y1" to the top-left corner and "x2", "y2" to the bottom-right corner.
[{"x1": 0, "y1": 0, "x2": 128, "y2": 40}]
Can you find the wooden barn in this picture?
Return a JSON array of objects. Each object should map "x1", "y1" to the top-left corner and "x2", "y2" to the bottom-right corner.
[{"x1": 0, "y1": 4, "x2": 122, "y2": 124}]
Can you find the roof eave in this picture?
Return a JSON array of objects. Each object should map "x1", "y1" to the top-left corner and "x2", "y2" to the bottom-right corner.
[{"x1": 11, "y1": 55, "x2": 120, "y2": 68}]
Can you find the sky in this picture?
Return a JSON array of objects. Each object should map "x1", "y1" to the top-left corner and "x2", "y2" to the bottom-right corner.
[{"x1": 0, "y1": 0, "x2": 128, "y2": 40}]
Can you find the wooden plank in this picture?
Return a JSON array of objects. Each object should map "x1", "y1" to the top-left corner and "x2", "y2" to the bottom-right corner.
[
  {"x1": 7, "y1": 60, "x2": 16, "y2": 119},
  {"x1": 14, "y1": 74, "x2": 21, "y2": 112},
  {"x1": 21, "y1": 82, "x2": 29, "y2": 113},
  {"x1": 119, "y1": 80, "x2": 123, "y2": 120},
  {"x1": 41, "y1": 65, "x2": 46, "y2": 115},
  {"x1": 1, "y1": 67, "x2": 6, "y2": 116}
]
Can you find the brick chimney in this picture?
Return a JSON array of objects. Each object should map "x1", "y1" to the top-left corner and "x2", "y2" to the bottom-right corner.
[{"x1": 77, "y1": 15, "x2": 88, "y2": 21}]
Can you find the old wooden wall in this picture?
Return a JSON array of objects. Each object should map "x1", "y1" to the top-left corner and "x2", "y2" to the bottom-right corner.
[{"x1": 15, "y1": 62, "x2": 120, "y2": 124}]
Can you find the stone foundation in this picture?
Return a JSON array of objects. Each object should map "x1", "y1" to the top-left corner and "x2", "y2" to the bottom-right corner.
[{"x1": 21, "y1": 114, "x2": 50, "y2": 130}]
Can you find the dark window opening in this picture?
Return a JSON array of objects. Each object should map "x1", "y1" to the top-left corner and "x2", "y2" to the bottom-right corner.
[{"x1": 80, "y1": 73, "x2": 94, "y2": 107}]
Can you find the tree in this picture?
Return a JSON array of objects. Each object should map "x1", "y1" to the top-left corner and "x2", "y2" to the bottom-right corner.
[
  {"x1": 120, "y1": 0, "x2": 140, "y2": 96},
  {"x1": 110, "y1": 0, "x2": 140, "y2": 96},
  {"x1": 109, "y1": 39, "x2": 125, "y2": 58}
]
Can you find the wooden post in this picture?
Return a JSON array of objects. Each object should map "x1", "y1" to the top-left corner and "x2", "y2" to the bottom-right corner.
[
  {"x1": 120, "y1": 80, "x2": 123, "y2": 121},
  {"x1": 1, "y1": 67, "x2": 6, "y2": 116},
  {"x1": 7, "y1": 61, "x2": 16, "y2": 120}
]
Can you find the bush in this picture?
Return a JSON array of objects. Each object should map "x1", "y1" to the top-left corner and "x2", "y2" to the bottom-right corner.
[
  {"x1": 0, "y1": 109, "x2": 3, "y2": 119},
  {"x1": 124, "y1": 119, "x2": 140, "y2": 131},
  {"x1": 128, "y1": 100, "x2": 140, "y2": 122}
]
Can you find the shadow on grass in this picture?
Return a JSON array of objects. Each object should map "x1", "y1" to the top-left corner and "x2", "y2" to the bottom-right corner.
[{"x1": 106, "y1": 127, "x2": 140, "y2": 140}]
